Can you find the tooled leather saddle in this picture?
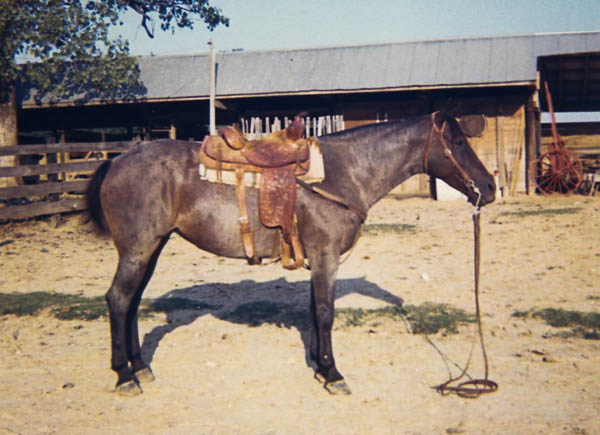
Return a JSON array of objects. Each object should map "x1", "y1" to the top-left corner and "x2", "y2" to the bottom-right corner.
[{"x1": 200, "y1": 115, "x2": 321, "y2": 269}]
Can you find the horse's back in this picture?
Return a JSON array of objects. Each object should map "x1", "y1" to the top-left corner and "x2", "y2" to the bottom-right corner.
[{"x1": 113, "y1": 139, "x2": 201, "y2": 174}]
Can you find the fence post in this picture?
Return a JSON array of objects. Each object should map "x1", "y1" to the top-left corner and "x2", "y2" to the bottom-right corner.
[
  {"x1": 525, "y1": 95, "x2": 540, "y2": 195},
  {"x1": 45, "y1": 136, "x2": 59, "y2": 200},
  {"x1": 58, "y1": 130, "x2": 67, "y2": 181},
  {"x1": 170, "y1": 121, "x2": 177, "y2": 140},
  {"x1": 0, "y1": 86, "x2": 19, "y2": 187},
  {"x1": 496, "y1": 111, "x2": 507, "y2": 197}
]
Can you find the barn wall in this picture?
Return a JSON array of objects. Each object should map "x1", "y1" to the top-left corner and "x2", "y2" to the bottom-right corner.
[{"x1": 470, "y1": 105, "x2": 527, "y2": 195}]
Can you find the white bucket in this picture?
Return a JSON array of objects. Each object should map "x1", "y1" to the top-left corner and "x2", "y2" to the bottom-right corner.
[{"x1": 435, "y1": 179, "x2": 466, "y2": 201}]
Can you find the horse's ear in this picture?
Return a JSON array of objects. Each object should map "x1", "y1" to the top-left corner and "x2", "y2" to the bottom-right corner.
[{"x1": 458, "y1": 114, "x2": 487, "y2": 137}]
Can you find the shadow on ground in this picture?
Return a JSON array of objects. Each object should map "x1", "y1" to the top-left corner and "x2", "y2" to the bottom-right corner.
[{"x1": 140, "y1": 277, "x2": 403, "y2": 370}]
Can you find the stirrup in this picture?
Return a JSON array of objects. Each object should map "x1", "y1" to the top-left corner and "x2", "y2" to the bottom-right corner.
[
  {"x1": 280, "y1": 215, "x2": 304, "y2": 270},
  {"x1": 235, "y1": 168, "x2": 260, "y2": 264}
]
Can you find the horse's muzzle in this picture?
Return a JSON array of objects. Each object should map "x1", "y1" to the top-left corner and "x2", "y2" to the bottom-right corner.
[{"x1": 469, "y1": 177, "x2": 496, "y2": 207}]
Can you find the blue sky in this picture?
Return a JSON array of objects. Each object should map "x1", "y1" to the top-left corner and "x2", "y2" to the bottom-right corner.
[{"x1": 117, "y1": 0, "x2": 600, "y2": 56}]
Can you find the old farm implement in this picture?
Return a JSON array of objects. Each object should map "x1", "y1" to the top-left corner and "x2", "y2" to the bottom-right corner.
[{"x1": 532, "y1": 82, "x2": 584, "y2": 194}]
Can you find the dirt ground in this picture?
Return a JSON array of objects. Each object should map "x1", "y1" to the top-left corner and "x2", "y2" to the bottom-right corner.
[{"x1": 0, "y1": 193, "x2": 599, "y2": 434}]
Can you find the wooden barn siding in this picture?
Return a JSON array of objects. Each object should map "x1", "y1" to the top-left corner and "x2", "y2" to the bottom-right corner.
[{"x1": 470, "y1": 105, "x2": 526, "y2": 195}]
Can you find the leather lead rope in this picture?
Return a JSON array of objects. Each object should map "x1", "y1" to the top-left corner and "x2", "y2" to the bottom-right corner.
[{"x1": 434, "y1": 205, "x2": 498, "y2": 399}]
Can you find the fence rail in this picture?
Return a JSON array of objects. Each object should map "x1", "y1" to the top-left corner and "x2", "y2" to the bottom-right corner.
[{"x1": 0, "y1": 140, "x2": 138, "y2": 220}]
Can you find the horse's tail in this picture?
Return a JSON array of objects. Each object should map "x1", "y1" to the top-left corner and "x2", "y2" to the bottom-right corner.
[{"x1": 85, "y1": 160, "x2": 112, "y2": 234}]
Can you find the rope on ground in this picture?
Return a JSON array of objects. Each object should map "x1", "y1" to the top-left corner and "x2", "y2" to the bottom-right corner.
[{"x1": 433, "y1": 207, "x2": 498, "y2": 399}]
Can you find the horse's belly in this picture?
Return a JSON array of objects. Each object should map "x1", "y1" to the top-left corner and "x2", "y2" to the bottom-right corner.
[
  {"x1": 175, "y1": 182, "x2": 281, "y2": 259},
  {"x1": 177, "y1": 221, "x2": 281, "y2": 260}
]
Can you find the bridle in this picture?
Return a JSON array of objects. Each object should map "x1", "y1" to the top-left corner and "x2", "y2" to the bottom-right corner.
[{"x1": 424, "y1": 113, "x2": 482, "y2": 209}]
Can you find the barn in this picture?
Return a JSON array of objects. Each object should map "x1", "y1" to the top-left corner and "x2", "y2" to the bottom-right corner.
[{"x1": 4, "y1": 30, "x2": 600, "y2": 218}]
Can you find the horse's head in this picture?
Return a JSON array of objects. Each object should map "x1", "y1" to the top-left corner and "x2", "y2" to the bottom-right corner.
[{"x1": 425, "y1": 112, "x2": 496, "y2": 207}]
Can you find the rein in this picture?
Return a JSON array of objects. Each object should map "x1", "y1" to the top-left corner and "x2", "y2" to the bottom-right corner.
[
  {"x1": 434, "y1": 203, "x2": 498, "y2": 398},
  {"x1": 296, "y1": 178, "x2": 368, "y2": 223}
]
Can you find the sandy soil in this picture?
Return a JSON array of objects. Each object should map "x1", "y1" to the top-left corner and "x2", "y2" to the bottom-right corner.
[{"x1": 0, "y1": 194, "x2": 599, "y2": 434}]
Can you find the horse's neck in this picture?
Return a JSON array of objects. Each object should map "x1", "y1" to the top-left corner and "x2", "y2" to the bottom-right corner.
[{"x1": 319, "y1": 122, "x2": 426, "y2": 212}]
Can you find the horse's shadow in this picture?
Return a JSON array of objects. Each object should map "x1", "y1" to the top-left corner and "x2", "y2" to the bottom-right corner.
[{"x1": 140, "y1": 277, "x2": 403, "y2": 369}]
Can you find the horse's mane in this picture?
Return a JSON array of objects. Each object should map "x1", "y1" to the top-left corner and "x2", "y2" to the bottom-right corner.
[
  {"x1": 317, "y1": 111, "x2": 469, "y2": 149},
  {"x1": 319, "y1": 115, "x2": 427, "y2": 144}
]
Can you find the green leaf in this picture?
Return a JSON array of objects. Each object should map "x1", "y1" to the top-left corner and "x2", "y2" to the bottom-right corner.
[{"x1": 1, "y1": 0, "x2": 228, "y2": 103}]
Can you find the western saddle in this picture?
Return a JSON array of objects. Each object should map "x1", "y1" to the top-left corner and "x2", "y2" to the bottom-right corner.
[{"x1": 199, "y1": 115, "x2": 322, "y2": 269}]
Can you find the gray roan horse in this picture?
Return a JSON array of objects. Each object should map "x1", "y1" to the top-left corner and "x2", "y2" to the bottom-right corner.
[{"x1": 86, "y1": 112, "x2": 496, "y2": 396}]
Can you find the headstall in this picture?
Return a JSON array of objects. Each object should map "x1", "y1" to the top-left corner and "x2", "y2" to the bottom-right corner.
[{"x1": 423, "y1": 113, "x2": 481, "y2": 208}]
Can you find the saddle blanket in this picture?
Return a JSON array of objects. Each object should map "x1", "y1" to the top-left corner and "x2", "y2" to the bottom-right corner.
[{"x1": 199, "y1": 165, "x2": 262, "y2": 187}]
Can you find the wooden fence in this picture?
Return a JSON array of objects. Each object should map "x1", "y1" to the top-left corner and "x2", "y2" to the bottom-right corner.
[{"x1": 0, "y1": 141, "x2": 136, "y2": 220}]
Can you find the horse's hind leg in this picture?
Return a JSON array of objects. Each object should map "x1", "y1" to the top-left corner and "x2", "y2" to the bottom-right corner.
[
  {"x1": 126, "y1": 237, "x2": 169, "y2": 384},
  {"x1": 105, "y1": 238, "x2": 167, "y2": 395}
]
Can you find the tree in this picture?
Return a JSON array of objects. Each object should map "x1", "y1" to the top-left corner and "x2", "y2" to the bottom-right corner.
[{"x1": 0, "y1": 0, "x2": 228, "y2": 186}]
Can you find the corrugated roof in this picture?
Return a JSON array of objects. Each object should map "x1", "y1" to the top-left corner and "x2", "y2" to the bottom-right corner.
[
  {"x1": 23, "y1": 31, "x2": 600, "y2": 106},
  {"x1": 137, "y1": 31, "x2": 600, "y2": 101}
]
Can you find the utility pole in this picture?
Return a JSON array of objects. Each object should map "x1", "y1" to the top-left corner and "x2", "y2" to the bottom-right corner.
[{"x1": 208, "y1": 40, "x2": 216, "y2": 136}]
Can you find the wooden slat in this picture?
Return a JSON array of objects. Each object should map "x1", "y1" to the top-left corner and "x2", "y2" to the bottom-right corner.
[
  {"x1": 0, "y1": 141, "x2": 137, "y2": 156},
  {"x1": 0, "y1": 198, "x2": 87, "y2": 220},
  {"x1": 0, "y1": 160, "x2": 104, "y2": 178},
  {"x1": 0, "y1": 180, "x2": 89, "y2": 200}
]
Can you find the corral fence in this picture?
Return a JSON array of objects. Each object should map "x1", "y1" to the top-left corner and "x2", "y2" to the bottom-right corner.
[{"x1": 0, "y1": 140, "x2": 137, "y2": 221}]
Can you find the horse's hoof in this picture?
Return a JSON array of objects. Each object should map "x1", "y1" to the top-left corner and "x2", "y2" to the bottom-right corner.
[
  {"x1": 116, "y1": 380, "x2": 142, "y2": 397},
  {"x1": 324, "y1": 380, "x2": 352, "y2": 395},
  {"x1": 314, "y1": 372, "x2": 326, "y2": 384},
  {"x1": 134, "y1": 368, "x2": 155, "y2": 383}
]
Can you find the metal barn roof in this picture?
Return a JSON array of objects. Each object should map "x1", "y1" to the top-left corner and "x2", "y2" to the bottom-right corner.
[{"x1": 136, "y1": 31, "x2": 600, "y2": 101}]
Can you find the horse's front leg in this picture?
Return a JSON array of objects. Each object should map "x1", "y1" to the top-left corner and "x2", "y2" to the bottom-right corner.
[{"x1": 309, "y1": 251, "x2": 351, "y2": 395}]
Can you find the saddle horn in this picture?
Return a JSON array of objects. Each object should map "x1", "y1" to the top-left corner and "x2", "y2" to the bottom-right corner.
[{"x1": 286, "y1": 112, "x2": 308, "y2": 141}]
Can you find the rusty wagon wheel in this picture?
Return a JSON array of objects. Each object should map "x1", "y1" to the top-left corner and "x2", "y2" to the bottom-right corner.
[{"x1": 533, "y1": 148, "x2": 584, "y2": 194}]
